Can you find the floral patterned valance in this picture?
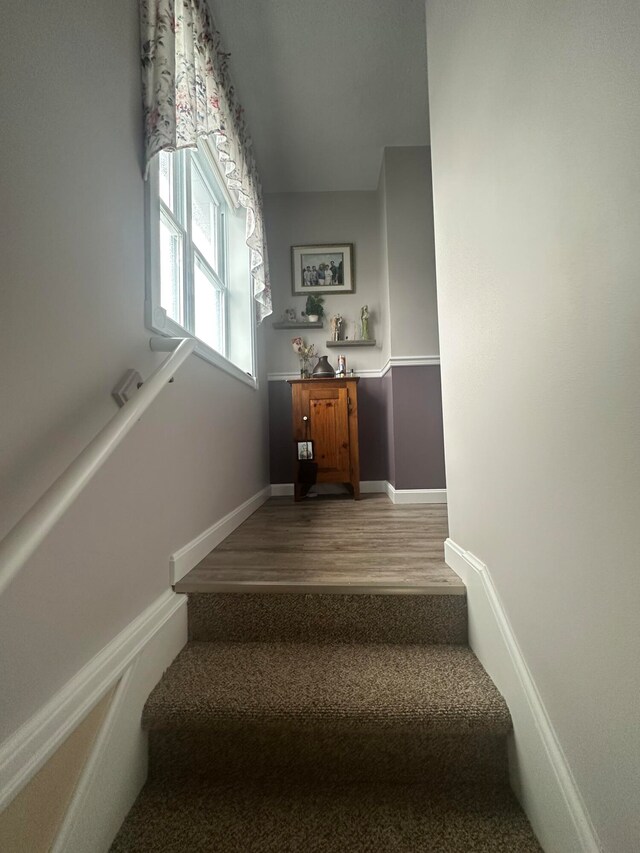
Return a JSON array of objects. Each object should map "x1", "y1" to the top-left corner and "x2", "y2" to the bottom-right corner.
[{"x1": 140, "y1": 0, "x2": 272, "y2": 321}]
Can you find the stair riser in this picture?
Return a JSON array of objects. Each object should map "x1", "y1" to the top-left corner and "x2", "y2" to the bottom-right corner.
[
  {"x1": 148, "y1": 728, "x2": 508, "y2": 787},
  {"x1": 188, "y1": 593, "x2": 468, "y2": 645}
]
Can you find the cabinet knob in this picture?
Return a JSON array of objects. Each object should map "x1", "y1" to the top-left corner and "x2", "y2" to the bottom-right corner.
[{"x1": 302, "y1": 415, "x2": 308, "y2": 422}]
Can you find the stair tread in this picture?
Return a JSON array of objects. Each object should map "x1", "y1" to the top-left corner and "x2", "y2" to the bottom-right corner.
[
  {"x1": 143, "y1": 641, "x2": 510, "y2": 733},
  {"x1": 110, "y1": 780, "x2": 542, "y2": 852}
]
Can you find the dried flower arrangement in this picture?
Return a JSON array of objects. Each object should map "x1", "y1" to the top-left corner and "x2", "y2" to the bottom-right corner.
[{"x1": 292, "y1": 337, "x2": 317, "y2": 378}]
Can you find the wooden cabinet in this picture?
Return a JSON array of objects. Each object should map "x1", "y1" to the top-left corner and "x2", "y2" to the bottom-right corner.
[{"x1": 287, "y1": 378, "x2": 360, "y2": 501}]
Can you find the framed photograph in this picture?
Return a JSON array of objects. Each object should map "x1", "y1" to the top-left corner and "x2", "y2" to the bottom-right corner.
[
  {"x1": 291, "y1": 243, "x2": 354, "y2": 295},
  {"x1": 296, "y1": 440, "x2": 314, "y2": 461}
]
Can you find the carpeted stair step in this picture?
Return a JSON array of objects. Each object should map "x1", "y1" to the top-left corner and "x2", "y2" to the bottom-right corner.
[
  {"x1": 187, "y1": 591, "x2": 468, "y2": 645},
  {"x1": 110, "y1": 779, "x2": 543, "y2": 852},
  {"x1": 143, "y1": 640, "x2": 511, "y2": 785}
]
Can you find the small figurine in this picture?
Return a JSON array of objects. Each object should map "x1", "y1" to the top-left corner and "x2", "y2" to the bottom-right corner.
[
  {"x1": 330, "y1": 314, "x2": 344, "y2": 342},
  {"x1": 361, "y1": 305, "x2": 370, "y2": 340}
]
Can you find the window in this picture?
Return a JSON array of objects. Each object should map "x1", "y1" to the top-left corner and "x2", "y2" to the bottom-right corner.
[{"x1": 146, "y1": 142, "x2": 256, "y2": 385}]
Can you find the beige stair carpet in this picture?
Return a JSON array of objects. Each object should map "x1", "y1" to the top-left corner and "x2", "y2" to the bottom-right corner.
[
  {"x1": 110, "y1": 591, "x2": 542, "y2": 851},
  {"x1": 110, "y1": 781, "x2": 542, "y2": 852}
]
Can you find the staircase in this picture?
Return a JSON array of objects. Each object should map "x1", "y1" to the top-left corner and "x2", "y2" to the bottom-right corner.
[{"x1": 110, "y1": 591, "x2": 542, "y2": 851}]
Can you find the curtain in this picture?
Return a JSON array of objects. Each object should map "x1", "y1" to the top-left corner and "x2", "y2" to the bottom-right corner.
[{"x1": 140, "y1": 0, "x2": 272, "y2": 321}]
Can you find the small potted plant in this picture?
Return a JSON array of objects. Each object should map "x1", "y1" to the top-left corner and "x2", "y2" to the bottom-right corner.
[{"x1": 304, "y1": 294, "x2": 325, "y2": 323}]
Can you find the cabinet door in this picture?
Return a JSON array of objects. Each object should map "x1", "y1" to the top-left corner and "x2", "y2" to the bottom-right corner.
[{"x1": 299, "y1": 386, "x2": 350, "y2": 481}]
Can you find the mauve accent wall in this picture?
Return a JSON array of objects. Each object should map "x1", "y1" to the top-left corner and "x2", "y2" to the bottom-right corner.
[
  {"x1": 355, "y1": 379, "x2": 389, "y2": 481},
  {"x1": 268, "y1": 380, "x2": 295, "y2": 485},
  {"x1": 390, "y1": 366, "x2": 446, "y2": 490},
  {"x1": 268, "y1": 378, "x2": 388, "y2": 484},
  {"x1": 268, "y1": 366, "x2": 445, "y2": 489},
  {"x1": 384, "y1": 370, "x2": 396, "y2": 487}
]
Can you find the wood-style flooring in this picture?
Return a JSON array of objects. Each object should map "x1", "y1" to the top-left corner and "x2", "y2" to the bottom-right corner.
[{"x1": 176, "y1": 494, "x2": 464, "y2": 595}]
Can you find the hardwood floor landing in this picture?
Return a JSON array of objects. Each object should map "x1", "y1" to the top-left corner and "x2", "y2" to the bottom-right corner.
[{"x1": 175, "y1": 494, "x2": 464, "y2": 595}]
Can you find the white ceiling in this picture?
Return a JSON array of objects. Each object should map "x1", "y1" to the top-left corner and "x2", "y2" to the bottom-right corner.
[{"x1": 208, "y1": 0, "x2": 430, "y2": 193}]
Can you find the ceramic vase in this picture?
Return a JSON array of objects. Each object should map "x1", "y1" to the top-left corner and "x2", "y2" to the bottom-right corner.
[{"x1": 312, "y1": 355, "x2": 335, "y2": 378}]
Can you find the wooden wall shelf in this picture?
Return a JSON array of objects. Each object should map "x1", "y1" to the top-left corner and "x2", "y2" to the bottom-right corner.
[
  {"x1": 326, "y1": 339, "x2": 376, "y2": 347},
  {"x1": 273, "y1": 321, "x2": 323, "y2": 330}
]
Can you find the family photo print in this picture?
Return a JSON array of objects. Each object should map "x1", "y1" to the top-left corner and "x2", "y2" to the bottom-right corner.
[{"x1": 291, "y1": 243, "x2": 354, "y2": 295}]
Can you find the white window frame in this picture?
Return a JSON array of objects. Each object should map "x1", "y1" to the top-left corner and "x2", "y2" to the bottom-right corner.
[{"x1": 145, "y1": 142, "x2": 258, "y2": 389}]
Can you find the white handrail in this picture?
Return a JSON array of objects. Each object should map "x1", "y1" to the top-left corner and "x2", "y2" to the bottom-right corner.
[{"x1": 0, "y1": 336, "x2": 196, "y2": 597}]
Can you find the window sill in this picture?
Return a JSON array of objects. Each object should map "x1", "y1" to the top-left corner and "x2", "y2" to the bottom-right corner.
[{"x1": 146, "y1": 310, "x2": 258, "y2": 390}]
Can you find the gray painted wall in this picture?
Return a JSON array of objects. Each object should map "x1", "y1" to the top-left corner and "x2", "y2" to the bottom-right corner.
[
  {"x1": 0, "y1": 0, "x2": 269, "y2": 738},
  {"x1": 264, "y1": 153, "x2": 445, "y2": 489},
  {"x1": 426, "y1": 1, "x2": 640, "y2": 849},
  {"x1": 378, "y1": 157, "x2": 392, "y2": 366},
  {"x1": 264, "y1": 150, "x2": 441, "y2": 375},
  {"x1": 381, "y1": 147, "x2": 440, "y2": 358},
  {"x1": 264, "y1": 191, "x2": 383, "y2": 375}
]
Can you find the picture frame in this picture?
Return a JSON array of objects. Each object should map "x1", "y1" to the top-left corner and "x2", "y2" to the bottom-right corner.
[
  {"x1": 291, "y1": 243, "x2": 354, "y2": 295},
  {"x1": 296, "y1": 440, "x2": 314, "y2": 461}
]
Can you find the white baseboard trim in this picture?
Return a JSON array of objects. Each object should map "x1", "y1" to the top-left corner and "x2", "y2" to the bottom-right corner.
[
  {"x1": 271, "y1": 482, "x2": 446, "y2": 502},
  {"x1": 270, "y1": 483, "x2": 295, "y2": 496},
  {"x1": 385, "y1": 483, "x2": 447, "y2": 504},
  {"x1": 50, "y1": 594, "x2": 187, "y2": 853},
  {"x1": 170, "y1": 486, "x2": 271, "y2": 583},
  {"x1": 0, "y1": 590, "x2": 187, "y2": 815},
  {"x1": 380, "y1": 355, "x2": 441, "y2": 377},
  {"x1": 270, "y1": 481, "x2": 390, "y2": 497},
  {"x1": 50, "y1": 665, "x2": 138, "y2": 853},
  {"x1": 445, "y1": 539, "x2": 601, "y2": 853},
  {"x1": 360, "y1": 480, "x2": 388, "y2": 493}
]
